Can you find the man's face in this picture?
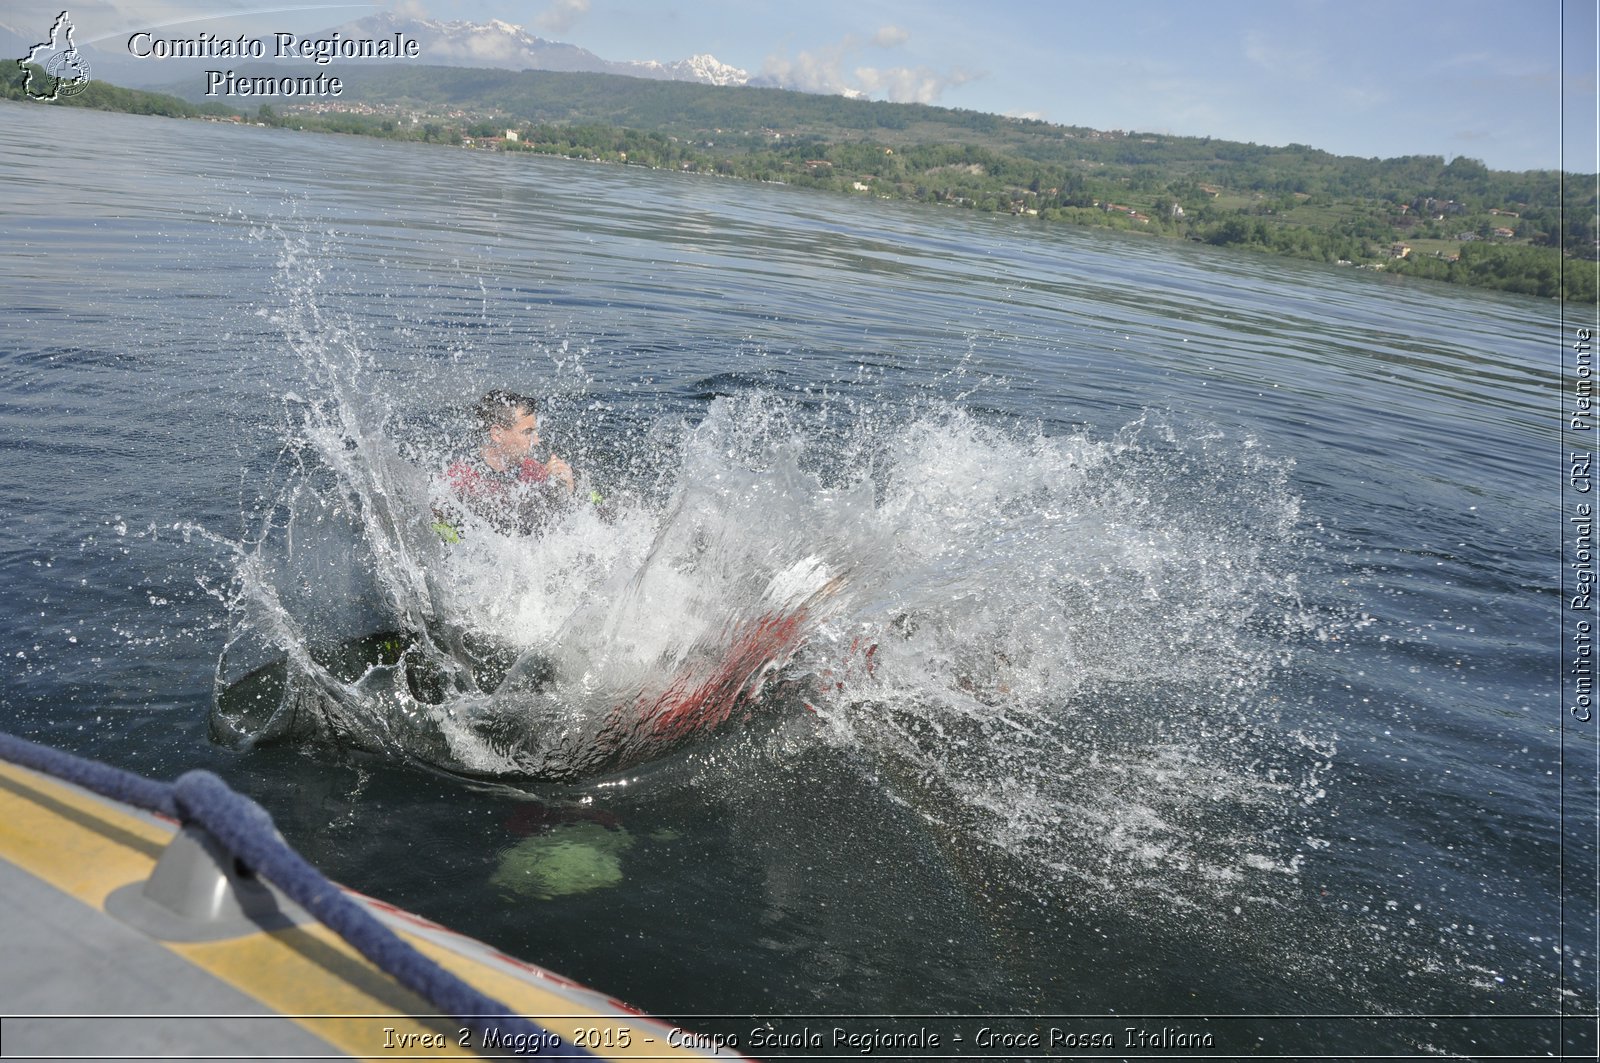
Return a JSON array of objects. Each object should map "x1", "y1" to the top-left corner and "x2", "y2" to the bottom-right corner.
[{"x1": 489, "y1": 408, "x2": 539, "y2": 460}]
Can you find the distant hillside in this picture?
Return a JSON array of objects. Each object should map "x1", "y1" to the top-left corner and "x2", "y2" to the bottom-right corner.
[
  {"x1": 3, "y1": 61, "x2": 234, "y2": 117},
  {"x1": 23, "y1": 55, "x2": 1600, "y2": 302},
  {"x1": 237, "y1": 63, "x2": 1597, "y2": 300},
  {"x1": 191, "y1": 63, "x2": 1584, "y2": 200},
  {"x1": 182, "y1": 62, "x2": 1584, "y2": 189}
]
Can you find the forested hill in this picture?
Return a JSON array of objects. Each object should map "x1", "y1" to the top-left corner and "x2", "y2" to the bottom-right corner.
[
  {"x1": 305, "y1": 63, "x2": 1575, "y2": 199},
  {"x1": 252, "y1": 63, "x2": 1600, "y2": 302},
  {"x1": 13, "y1": 58, "x2": 1599, "y2": 301}
]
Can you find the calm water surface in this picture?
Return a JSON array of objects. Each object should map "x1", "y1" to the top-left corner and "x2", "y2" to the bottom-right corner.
[{"x1": 1, "y1": 102, "x2": 1593, "y2": 1059}]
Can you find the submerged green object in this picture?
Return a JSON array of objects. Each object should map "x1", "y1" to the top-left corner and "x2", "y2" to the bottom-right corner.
[{"x1": 490, "y1": 822, "x2": 636, "y2": 900}]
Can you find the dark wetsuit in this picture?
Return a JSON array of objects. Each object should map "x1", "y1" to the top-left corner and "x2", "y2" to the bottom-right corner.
[{"x1": 434, "y1": 455, "x2": 568, "y2": 538}]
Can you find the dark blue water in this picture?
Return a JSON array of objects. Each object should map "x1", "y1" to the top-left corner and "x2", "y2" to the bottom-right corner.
[{"x1": 1, "y1": 101, "x2": 1593, "y2": 1059}]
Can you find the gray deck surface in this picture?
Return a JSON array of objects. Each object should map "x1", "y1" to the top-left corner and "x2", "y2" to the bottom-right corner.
[{"x1": 0, "y1": 857, "x2": 348, "y2": 1062}]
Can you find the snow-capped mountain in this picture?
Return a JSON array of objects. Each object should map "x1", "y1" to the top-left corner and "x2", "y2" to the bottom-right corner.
[
  {"x1": 618, "y1": 54, "x2": 751, "y2": 87},
  {"x1": 338, "y1": 13, "x2": 751, "y2": 87}
]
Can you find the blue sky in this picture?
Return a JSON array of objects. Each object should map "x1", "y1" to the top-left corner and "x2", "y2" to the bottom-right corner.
[{"x1": 23, "y1": 0, "x2": 1599, "y2": 171}]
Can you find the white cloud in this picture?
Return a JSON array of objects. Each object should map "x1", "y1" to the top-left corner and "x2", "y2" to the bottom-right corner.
[
  {"x1": 872, "y1": 25, "x2": 909, "y2": 48},
  {"x1": 1240, "y1": 28, "x2": 1323, "y2": 80},
  {"x1": 535, "y1": 0, "x2": 589, "y2": 35},
  {"x1": 428, "y1": 29, "x2": 526, "y2": 64},
  {"x1": 855, "y1": 63, "x2": 977, "y2": 105},
  {"x1": 763, "y1": 30, "x2": 974, "y2": 104},
  {"x1": 761, "y1": 36, "x2": 859, "y2": 96}
]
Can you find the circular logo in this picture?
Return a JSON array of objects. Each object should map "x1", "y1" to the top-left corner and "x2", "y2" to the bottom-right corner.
[{"x1": 45, "y1": 49, "x2": 91, "y2": 97}]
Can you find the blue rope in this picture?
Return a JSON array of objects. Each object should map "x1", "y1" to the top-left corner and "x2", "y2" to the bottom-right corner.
[
  {"x1": 0, "y1": 730, "x2": 178, "y2": 819},
  {"x1": 0, "y1": 731, "x2": 588, "y2": 1059}
]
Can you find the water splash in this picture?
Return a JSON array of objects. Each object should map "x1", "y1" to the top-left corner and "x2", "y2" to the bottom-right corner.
[{"x1": 210, "y1": 230, "x2": 1334, "y2": 924}]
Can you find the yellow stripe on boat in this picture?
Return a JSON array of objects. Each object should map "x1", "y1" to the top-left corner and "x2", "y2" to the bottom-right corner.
[{"x1": 0, "y1": 759, "x2": 733, "y2": 1061}]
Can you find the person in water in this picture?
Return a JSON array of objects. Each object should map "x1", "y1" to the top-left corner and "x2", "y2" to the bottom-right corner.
[{"x1": 432, "y1": 389, "x2": 577, "y2": 540}]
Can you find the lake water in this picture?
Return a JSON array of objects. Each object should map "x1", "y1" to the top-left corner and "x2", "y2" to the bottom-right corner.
[{"x1": 1, "y1": 101, "x2": 1594, "y2": 1059}]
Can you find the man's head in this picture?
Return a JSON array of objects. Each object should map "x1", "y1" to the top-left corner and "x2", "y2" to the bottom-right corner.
[
  {"x1": 475, "y1": 389, "x2": 537, "y2": 429},
  {"x1": 475, "y1": 389, "x2": 540, "y2": 464}
]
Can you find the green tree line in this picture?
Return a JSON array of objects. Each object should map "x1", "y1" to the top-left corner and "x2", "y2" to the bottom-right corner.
[
  {"x1": 4, "y1": 62, "x2": 234, "y2": 118},
  {"x1": 11, "y1": 60, "x2": 1598, "y2": 302}
]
